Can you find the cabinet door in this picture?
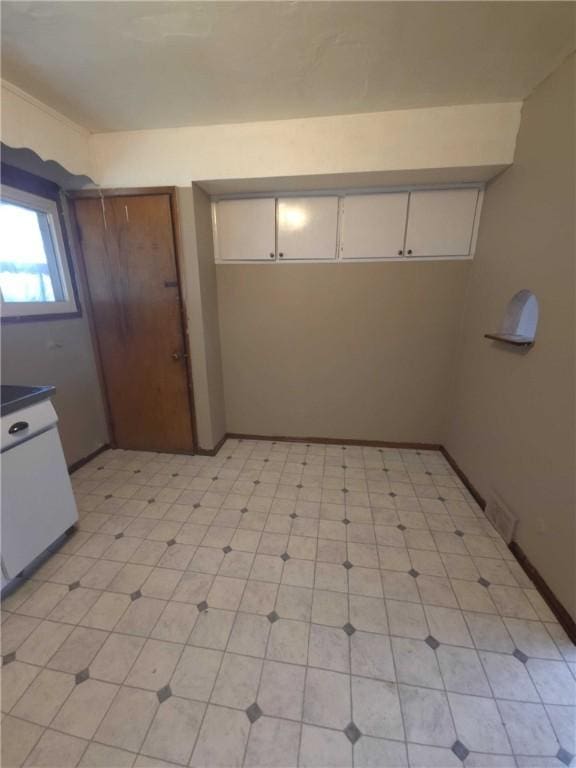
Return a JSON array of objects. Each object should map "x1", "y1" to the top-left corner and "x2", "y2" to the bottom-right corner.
[
  {"x1": 405, "y1": 188, "x2": 479, "y2": 258},
  {"x1": 277, "y1": 197, "x2": 339, "y2": 261},
  {"x1": 340, "y1": 193, "x2": 408, "y2": 260},
  {"x1": 214, "y1": 198, "x2": 276, "y2": 262}
]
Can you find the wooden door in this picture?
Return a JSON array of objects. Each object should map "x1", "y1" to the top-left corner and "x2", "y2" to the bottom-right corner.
[
  {"x1": 277, "y1": 197, "x2": 339, "y2": 261},
  {"x1": 73, "y1": 193, "x2": 195, "y2": 453},
  {"x1": 340, "y1": 193, "x2": 409, "y2": 260}
]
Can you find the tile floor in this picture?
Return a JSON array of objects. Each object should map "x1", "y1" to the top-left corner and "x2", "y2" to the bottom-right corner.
[{"x1": 2, "y1": 439, "x2": 575, "y2": 768}]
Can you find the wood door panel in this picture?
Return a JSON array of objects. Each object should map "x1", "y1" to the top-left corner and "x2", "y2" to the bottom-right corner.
[{"x1": 74, "y1": 194, "x2": 195, "y2": 453}]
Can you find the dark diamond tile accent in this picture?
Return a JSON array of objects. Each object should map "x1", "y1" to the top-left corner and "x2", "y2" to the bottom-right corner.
[
  {"x1": 341, "y1": 446, "x2": 346, "y2": 450},
  {"x1": 296, "y1": 484, "x2": 303, "y2": 489},
  {"x1": 171, "y1": 473, "x2": 179, "y2": 478},
  {"x1": 197, "y1": 601, "x2": 209, "y2": 612},
  {"x1": 408, "y1": 568, "x2": 420, "y2": 578},
  {"x1": 341, "y1": 465, "x2": 347, "y2": 469},
  {"x1": 246, "y1": 702, "x2": 262, "y2": 723},
  {"x1": 69, "y1": 581, "x2": 81, "y2": 591},
  {"x1": 211, "y1": 476, "x2": 219, "y2": 481},
  {"x1": 75, "y1": 668, "x2": 90, "y2": 685},
  {"x1": 478, "y1": 577, "x2": 491, "y2": 588},
  {"x1": 557, "y1": 748, "x2": 574, "y2": 766},
  {"x1": 342, "y1": 488, "x2": 349, "y2": 494},
  {"x1": 438, "y1": 496, "x2": 446, "y2": 502},
  {"x1": 454, "y1": 530, "x2": 464, "y2": 537},
  {"x1": 344, "y1": 722, "x2": 362, "y2": 744},
  {"x1": 451, "y1": 741, "x2": 469, "y2": 761},
  {"x1": 241, "y1": 507, "x2": 249, "y2": 513},
  {"x1": 114, "y1": 532, "x2": 124, "y2": 540},
  {"x1": 253, "y1": 480, "x2": 261, "y2": 485},
  {"x1": 223, "y1": 546, "x2": 232, "y2": 554},
  {"x1": 513, "y1": 648, "x2": 529, "y2": 664},
  {"x1": 227, "y1": 456, "x2": 233, "y2": 460},
  {"x1": 343, "y1": 561, "x2": 353, "y2": 570},
  {"x1": 382, "y1": 467, "x2": 389, "y2": 473},
  {"x1": 2, "y1": 652, "x2": 16, "y2": 666},
  {"x1": 157, "y1": 684, "x2": 172, "y2": 703},
  {"x1": 342, "y1": 518, "x2": 351, "y2": 526},
  {"x1": 193, "y1": 503, "x2": 201, "y2": 509},
  {"x1": 343, "y1": 623, "x2": 356, "y2": 636},
  {"x1": 97, "y1": 466, "x2": 104, "y2": 471},
  {"x1": 280, "y1": 552, "x2": 290, "y2": 562},
  {"x1": 267, "y1": 611, "x2": 279, "y2": 623},
  {"x1": 105, "y1": 494, "x2": 113, "y2": 500},
  {"x1": 426, "y1": 471, "x2": 433, "y2": 476},
  {"x1": 130, "y1": 590, "x2": 142, "y2": 602},
  {"x1": 166, "y1": 539, "x2": 176, "y2": 547},
  {"x1": 289, "y1": 512, "x2": 298, "y2": 519},
  {"x1": 397, "y1": 524, "x2": 406, "y2": 531},
  {"x1": 389, "y1": 492, "x2": 397, "y2": 498},
  {"x1": 147, "y1": 498, "x2": 156, "y2": 504},
  {"x1": 301, "y1": 462, "x2": 307, "y2": 466},
  {"x1": 263, "y1": 459, "x2": 269, "y2": 463},
  {"x1": 425, "y1": 635, "x2": 440, "y2": 650},
  {"x1": 134, "y1": 469, "x2": 141, "y2": 474}
]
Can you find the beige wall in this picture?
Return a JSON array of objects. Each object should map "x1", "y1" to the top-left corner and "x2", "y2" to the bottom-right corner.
[
  {"x1": 1, "y1": 201, "x2": 109, "y2": 466},
  {"x1": 175, "y1": 187, "x2": 226, "y2": 451},
  {"x1": 192, "y1": 186, "x2": 227, "y2": 448},
  {"x1": 444, "y1": 55, "x2": 576, "y2": 619},
  {"x1": 217, "y1": 261, "x2": 470, "y2": 443}
]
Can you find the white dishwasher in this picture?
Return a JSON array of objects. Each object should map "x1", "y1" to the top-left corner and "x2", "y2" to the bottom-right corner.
[{"x1": 1, "y1": 389, "x2": 78, "y2": 588}]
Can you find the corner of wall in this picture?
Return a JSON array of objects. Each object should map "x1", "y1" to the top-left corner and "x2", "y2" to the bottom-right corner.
[{"x1": 175, "y1": 185, "x2": 226, "y2": 452}]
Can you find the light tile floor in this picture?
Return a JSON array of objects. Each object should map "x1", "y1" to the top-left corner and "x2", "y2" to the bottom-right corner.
[{"x1": 2, "y1": 439, "x2": 575, "y2": 768}]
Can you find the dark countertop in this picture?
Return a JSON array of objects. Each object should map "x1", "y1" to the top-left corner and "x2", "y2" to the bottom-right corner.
[{"x1": 0, "y1": 385, "x2": 56, "y2": 417}]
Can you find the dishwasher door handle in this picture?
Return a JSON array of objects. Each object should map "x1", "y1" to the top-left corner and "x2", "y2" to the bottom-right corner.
[{"x1": 8, "y1": 421, "x2": 29, "y2": 435}]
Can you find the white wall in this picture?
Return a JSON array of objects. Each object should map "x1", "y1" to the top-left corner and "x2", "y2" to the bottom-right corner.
[
  {"x1": 1, "y1": 81, "x2": 92, "y2": 180},
  {"x1": 88, "y1": 102, "x2": 521, "y2": 187},
  {"x1": 1, "y1": 81, "x2": 521, "y2": 190}
]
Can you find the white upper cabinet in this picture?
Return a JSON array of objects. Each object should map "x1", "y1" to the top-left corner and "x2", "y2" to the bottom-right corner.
[
  {"x1": 214, "y1": 198, "x2": 276, "y2": 262},
  {"x1": 277, "y1": 197, "x2": 339, "y2": 261},
  {"x1": 404, "y1": 188, "x2": 479, "y2": 258},
  {"x1": 340, "y1": 193, "x2": 409, "y2": 260}
]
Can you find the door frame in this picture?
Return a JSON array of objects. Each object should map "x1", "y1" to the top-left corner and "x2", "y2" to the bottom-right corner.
[{"x1": 68, "y1": 186, "x2": 198, "y2": 454}]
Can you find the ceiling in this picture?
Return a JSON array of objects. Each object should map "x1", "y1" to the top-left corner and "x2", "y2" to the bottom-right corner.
[{"x1": 2, "y1": 2, "x2": 574, "y2": 133}]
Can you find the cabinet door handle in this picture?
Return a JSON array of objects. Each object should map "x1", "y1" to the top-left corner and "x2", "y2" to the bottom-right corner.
[
  {"x1": 8, "y1": 421, "x2": 29, "y2": 435},
  {"x1": 279, "y1": 252, "x2": 284, "y2": 259},
  {"x1": 269, "y1": 253, "x2": 275, "y2": 259},
  {"x1": 407, "y1": 249, "x2": 413, "y2": 255},
  {"x1": 398, "y1": 250, "x2": 403, "y2": 256}
]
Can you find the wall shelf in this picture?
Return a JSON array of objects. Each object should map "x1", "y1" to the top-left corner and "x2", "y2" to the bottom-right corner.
[{"x1": 484, "y1": 333, "x2": 534, "y2": 347}]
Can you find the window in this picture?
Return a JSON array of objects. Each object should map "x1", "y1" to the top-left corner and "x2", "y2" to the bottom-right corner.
[{"x1": 0, "y1": 185, "x2": 79, "y2": 319}]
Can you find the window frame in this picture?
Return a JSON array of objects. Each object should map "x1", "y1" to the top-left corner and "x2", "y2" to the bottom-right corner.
[{"x1": 0, "y1": 165, "x2": 81, "y2": 322}]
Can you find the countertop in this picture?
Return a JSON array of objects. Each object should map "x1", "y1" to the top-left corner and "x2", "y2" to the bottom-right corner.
[{"x1": 0, "y1": 385, "x2": 56, "y2": 417}]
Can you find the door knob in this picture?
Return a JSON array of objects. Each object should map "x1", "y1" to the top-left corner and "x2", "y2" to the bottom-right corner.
[{"x1": 172, "y1": 352, "x2": 186, "y2": 361}]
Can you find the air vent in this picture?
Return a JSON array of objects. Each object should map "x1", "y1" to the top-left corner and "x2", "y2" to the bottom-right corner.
[{"x1": 485, "y1": 493, "x2": 518, "y2": 544}]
